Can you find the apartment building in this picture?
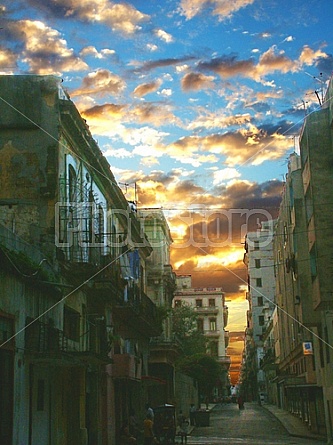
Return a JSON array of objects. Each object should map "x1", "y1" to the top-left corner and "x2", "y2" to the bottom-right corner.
[
  {"x1": 297, "y1": 77, "x2": 333, "y2": 441},
  {"x1": 174, "y1": 275, "x2": 230, "y2": 398},
  {"x1": 242, "y1": 220, "x2": 276, "y2": 402},
  {"x1": 272, "y1": 153, "x2": 324, "y2": 434},
  {"x1": 0, "y1": 75, "x2": 160, "y2": 445}
]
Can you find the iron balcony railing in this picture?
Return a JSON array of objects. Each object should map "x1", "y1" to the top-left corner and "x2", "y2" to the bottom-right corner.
[{"x1": 25, "y1": 319, "x2": 110, "y2": 360}]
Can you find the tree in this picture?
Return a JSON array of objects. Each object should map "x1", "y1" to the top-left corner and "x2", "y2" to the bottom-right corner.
[
  {"x1": 177, "y1": 353, "x2": 222, "y2": 404},
  {"x1": 172, "y1": 301, "x2": 206, "y2": 355}
]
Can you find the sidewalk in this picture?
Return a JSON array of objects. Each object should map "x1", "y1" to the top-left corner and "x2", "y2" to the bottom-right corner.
[{"x1": 262, "y1": 403, "x2": 326, "y2": 443}]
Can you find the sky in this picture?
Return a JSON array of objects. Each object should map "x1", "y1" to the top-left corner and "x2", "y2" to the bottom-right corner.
[{"x1": 1, "y1": 0, "x2": 333, "y2": 383}]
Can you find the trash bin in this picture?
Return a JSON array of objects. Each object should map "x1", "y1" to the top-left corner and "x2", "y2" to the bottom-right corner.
[{"x1": 195, "y1": 410, "x2": 210, "y2": 427}]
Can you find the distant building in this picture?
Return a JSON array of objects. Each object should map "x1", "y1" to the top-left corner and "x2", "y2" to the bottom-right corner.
[
  {"x1": 242, "y1": 220, "x2": 276, "y2": 403},
  {"x1": 138, "y1": 208, "x2": 183, "y2": 405},
  {"x1": 174, "y1": 274, "x2": 230, "y2": 398}
]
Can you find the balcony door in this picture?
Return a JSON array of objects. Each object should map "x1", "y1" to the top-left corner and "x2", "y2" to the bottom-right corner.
[
  {"x1": 31, "y1": 367, "x2": 50, "y2": 445},
  {"x1": 0, "y1": 349, "x2": 13, "y2": 445}
]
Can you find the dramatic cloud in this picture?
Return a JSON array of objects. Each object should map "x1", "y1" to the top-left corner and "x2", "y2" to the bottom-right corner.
[
  {"x1": 181, "y1": 72, "x2": 215, "y2": 91},
  {"x1": 180, "y1": 0, "x2": 255, "y2": 21},
  {"x1": 26, "y1": 0, "x2": 150, "y2": 35},
  {"x1": 79, "y1": 100, "x2": 180, "y2": 134},
  {"x1": 166, "y1": 126, "x2": 293, "y2": 166},
  {"x1": 187, "y1": 110, "x2": 252, "y2": 130},
  {"x1": 0, "y1": 47, "x2": 18, "y2": 70},
  {"x1": 136, "y1": 56, "x2": 196, "y2": 73},
  {"x1": 7, "y1": 19, "x2": 87, "y2": 74},
  {"x1": 154, "y1": 28, "x2": 174, "y2": 43},
  {"x1": 133, "y1": 80, "x2": 162, "y2": 97},
  {"x1": 80, "y1": 46, "x2": 116, "y2": 59},
  {"x1": 197, "y1": 45, "x2": 330, "y2": 83},
  {"x1": 71, "y1": 69, "x2": 126, "y2": 97}
]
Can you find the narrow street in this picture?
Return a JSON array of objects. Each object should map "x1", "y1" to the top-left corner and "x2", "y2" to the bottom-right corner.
[{"x1": 186, "y1": 403, "x2": 326, "y2": 445}]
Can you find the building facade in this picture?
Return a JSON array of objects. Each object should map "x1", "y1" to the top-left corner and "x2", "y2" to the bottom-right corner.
[
  {"x1": 271, "y1": 153, "x2": 325, "y2": 435},
  {"x1": 241, "y1": 75, "x2": 333, "y2": 443},
  {"x1": 298, "y1": 78, "x2": 333, "y2": 441},
  {"x1": 138, "y1": 208, "x2": 181, "y2": 406},
  {"x1": 174, "y1": 275, "x2": 230, "y2": 399},
  {"x1": 242, "y1": 220, "x2": 276, "y2": 403},
  {"x1": 0, "y1": 75, "x2": 160, "y2": 445}
]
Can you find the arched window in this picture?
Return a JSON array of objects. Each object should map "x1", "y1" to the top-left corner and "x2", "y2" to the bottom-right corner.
[{"x1": 68, "y1": 165, "x2": 77, "y2": 202}]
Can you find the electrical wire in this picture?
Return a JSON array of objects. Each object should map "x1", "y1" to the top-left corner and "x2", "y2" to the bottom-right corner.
[
  {"x1": 0, "y1": 247, "x2": 133, "y2": 349},
  {"x1": 0, "y1": 83, "x2": 332, "y2": 355}
]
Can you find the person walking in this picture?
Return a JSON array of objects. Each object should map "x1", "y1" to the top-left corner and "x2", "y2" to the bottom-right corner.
[
  {"x1": 129, "y1": 409, "x2": 140, "y2": 439},
  {"x1": 189, "y1": 403, "x2": 196, "y2": 426},
  {"x1": 143, "y1": 412, "x2": 155, "y2": 445},
  {"x1": 180, "y1": 417, "x2": 189, "y2": 444},
  {"x1": 145, "y1": 402, "x2": 154, "y2": 420},
  {"x1": 237, "y1": 395, "x2": 244, "y2": 410},
  {"x1": 120, "y1": 423, "x2": 137, "y2": 445}
]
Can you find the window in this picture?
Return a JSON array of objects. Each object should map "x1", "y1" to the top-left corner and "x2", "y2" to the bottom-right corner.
[
  {"x1": 255, "y1": 259, "x2": 261, "y2": 269},
  {"x1": 209, "y1": 342, "x2": 218, "y2": 356},
  {"x1": 257, "y1": 296, "x2": 263, "y2": 306},
  {"x1": 309, "y1": 245, "x2": 317, "y2": 280},
  {"x1": 68, "y1": 165, "x2": 77, "y2": 202},
  {"x1": 208, "y1": 299, "x2": 215, "y2": 307},
  {"x1": 325, "y1": 326, "x2": 330, "y2": 364},
  {"x1": 195, "y1": 299, "x2": 202, "y2": 308},
  {"x1": 37, "y1": 379, "x2": 45, "y2": 411},
  {"x1": 0, "y1": 316, "x2": 14, "y2": 344},
  {"x1": 259, "y1": 315, "x2": 265, "y2": 326},
  {"x1": 197, "y1": 319, "x2": 204, "y2": 332},
  {"x1": 254, "y1": 241, "x2": 260, "y2": 251},
  {"x1": 63, "y1": 306, "x2": 80, "y2": 341},
  {"x1": 256, "y1": 278, "x2": 262, "y2": 287},
  {"x1": 305, "y1": 188, "x2": 313, "y2": 223},
  {"x1": 209, "y1": 318, "x2": 217, "y2": 331}
]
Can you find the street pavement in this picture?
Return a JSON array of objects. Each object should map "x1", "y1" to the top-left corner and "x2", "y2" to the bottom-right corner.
[{"x1": 184, "y1": 403, "x2": 327, "y2": 445}]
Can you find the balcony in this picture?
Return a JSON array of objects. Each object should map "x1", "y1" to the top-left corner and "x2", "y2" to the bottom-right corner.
[
  {"x1": 92, "y1": 256, "x2": 124, "y2": 302},
  {"x1": 224, "y1": 330, "x2": 229, "y2": 348},
  {"x1": 0, "y1": 224, "x2": 62, "y2": 296},
  {"x1": 25, "y1": 319, "x2": 112, "y2": 365},
  {"x1": 149, "y1": 334, "x2": 182, "y2": 365},
  {"x1": 204, "y1": 329, "x2": 220, "y2": 338},
  {"x1": 111, "y1": 353, "x2": 142, "y2": 380},
  {"x1": 113, "y1": 283, "x2": 162, "y2": 337},
  {"x1": 217, "y1": 355, "x2": 231, "y2": 369},
  {"x1": 223, "y1": 306, "x2": 229, "y2": 326},
  {"x1": 194, "y1": 305, "x2": 219, "y2": 315}
]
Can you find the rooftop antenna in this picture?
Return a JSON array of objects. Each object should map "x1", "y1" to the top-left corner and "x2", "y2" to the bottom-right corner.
[
  {"x1": 313, "y1": 73, "x2": 324, "y2": 106},
  {"x1": 305, "y1": 72, "x2": 325, "y2": 107}
]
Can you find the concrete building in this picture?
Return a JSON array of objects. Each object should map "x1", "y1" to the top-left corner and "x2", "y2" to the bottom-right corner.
[
  {"x1": 0, "y1": 75, "x2": 159, "y2": 445},
  {"x1": 242, "y1": 220, "x2": 276, "y2": 402},
  {"x1": 272, "y1": 153, "x2": 324, "y2": 435},
  {"x1": 173, "y1": 275, "x2": 231, "y2": 399},
  {"x1": 138, "y1": 208, "x2": 181, "y2": 405},
  {"x1": 297, "y1": 76, "x2": 333, "y2": 442}
]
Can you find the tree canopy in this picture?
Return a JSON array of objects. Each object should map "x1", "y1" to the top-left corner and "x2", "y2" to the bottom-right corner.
[
  {"x1": 177, "y1": 353, "x2": 222, "y2": 400},
  {"x1": 172, "y1": 301, "x2": 206, "y2": 356}
]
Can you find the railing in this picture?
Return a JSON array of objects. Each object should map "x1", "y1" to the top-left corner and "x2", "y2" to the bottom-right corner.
[
  {"x1": 194, "y1": 306, "x2": 219, "y2": 314},
  {"x1": 123, "y1": 283, "x2": 158, "y2": 321},
  {"x1": 150, "y1": 333, "x2": 182, "y2": 348},
  {"x1": 0, "y1": 224, "x2": 59, "y2": 280},
  {"x1": 25, "y1": 319, "x2": 109, "y2": 358},
  {"x1": 204, "y1": 329, "x2": 220, "y2": 337},
  {"x1": 217, "y1": 355, "x2": 231, "y2": 366}
]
